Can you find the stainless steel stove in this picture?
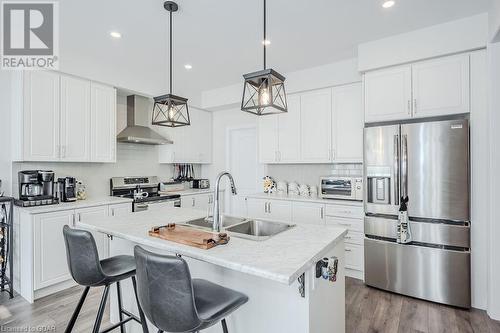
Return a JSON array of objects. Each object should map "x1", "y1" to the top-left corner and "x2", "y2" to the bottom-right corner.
[{"x1": 110, "y1": 176, "x2": 181, "y2": 212}]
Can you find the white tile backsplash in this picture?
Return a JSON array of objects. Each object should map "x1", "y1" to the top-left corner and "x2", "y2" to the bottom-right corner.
[
  {"x1": 266, "y1": 163, "x2": 362, "y2": 187},
  {"x1": 12, "y1": 143, "x2": 200, "y2": 198}
]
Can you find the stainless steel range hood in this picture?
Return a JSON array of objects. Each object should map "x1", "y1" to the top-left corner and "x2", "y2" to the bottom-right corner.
[{"x1": 117, "y1": 95, "x2": 173, "y2": 145}]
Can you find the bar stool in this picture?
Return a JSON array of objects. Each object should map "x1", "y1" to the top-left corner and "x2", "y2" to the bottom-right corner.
[
  {"x1": 133, "y1": 246, "x2": 249, "y2": 333},
  {"x1": 63, "y1": 226, "x2": 148, "y2": 333}
]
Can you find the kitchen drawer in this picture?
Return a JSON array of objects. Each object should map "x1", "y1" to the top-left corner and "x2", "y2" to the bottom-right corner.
[
  {"x1": 326, "y1": 217, "x2": 363, "y2": 232},
  {"x1": 343, "y1": 230, "x2": 364, "y2": 245},
  {"x1": 345, "y1": 243, "x2": 364, "y2": 271},
  {"x1": 325, "y1": 204, "x2": 363, "y2": 219}
]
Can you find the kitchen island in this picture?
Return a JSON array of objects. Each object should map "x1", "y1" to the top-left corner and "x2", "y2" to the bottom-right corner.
[{"x1": 76, "y1": 207, "x2": 347, "y2": 333}]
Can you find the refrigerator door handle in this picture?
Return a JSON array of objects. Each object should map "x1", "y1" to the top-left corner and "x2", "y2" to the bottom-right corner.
[
  {"x1": 394, "y1": 135, "x2": 400, "y2": 206},
  {"x1": 402, "y1": 134, "x2": 408, "y2": 198}
]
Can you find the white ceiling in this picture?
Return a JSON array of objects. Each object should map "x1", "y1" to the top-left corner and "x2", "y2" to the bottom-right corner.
[{"x1": 58, "y1": 0, "x2": 488, "y2": 104}]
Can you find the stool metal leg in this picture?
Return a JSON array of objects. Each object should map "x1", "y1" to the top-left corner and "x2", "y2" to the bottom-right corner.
[
  {"x1": 92, "y1": 285, "x2": 110, "y2": 333},
  {"x1": 116, "y1": 281, "x2": 126, "y2": 333},
  {"x1": 221, "y1": 319, "x2": 228, "y2": 333},
  {"x1": 65, "y1": 286, "x2": 90, "y2": 333},
  {"x1": 132, "y1": 276, "x2": 149, "y2": 333}
]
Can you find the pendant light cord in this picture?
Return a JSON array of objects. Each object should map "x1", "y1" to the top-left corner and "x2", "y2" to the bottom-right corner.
[
  {"x1": 169, "y1": 9, "x2": 173, "y2": 94},
  {"x1": 263, "y1": 0, "x2": 266, "y2": 70}
]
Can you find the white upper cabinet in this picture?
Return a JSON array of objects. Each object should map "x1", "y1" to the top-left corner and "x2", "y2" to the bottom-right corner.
[
  {"x1": 60, "y1": 75, "x2": 91, "y2": 162},
  {"x1": 411, "y1": 54, "x2": 470, "y2": 118},
  {"x1": 158, "y1": 108, "x2": 213, "y2": 164},
  {"x1": 364, "y1": 53, "x2": 472, "y2": 123},
  {"x1": 258, "y1": 114, "x2": 279, "y2": 163},
  {"x1": 300, "y1": 88, "x2": 332, "y2": 163},
  {"x1": 90, "y1": 82, "x2": 116, "y2": 162},
  {"x1": 22, "y1": 71, "x2": 61, "y2": 161},
  {"x1": 277, "y1": 94, "x2": 301, "y2": 163},
  {"x1": 332, "y1": 83, "x2": 363, "y2": 163},
  {"x1": 13, "y1": 72, "x2": 116, "y2": 163},
  {"x1": 257, "y1": 85, "x2": 362, "y2": 164},
  {"x1": 364, "y1": 65, "x2": 412, "y2": 123}
]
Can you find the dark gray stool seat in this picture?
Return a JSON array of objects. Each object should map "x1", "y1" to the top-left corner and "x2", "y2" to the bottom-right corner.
[
  {"x1": 100, "y1": 255, "x2": 137, "y2": 284},
  {"x1": 134, "y1": 246, "x2": 248, "y2": 333},
  {"x1": 193, "y1": 279, "x2": 248, "y2": 328},
  {"x1": 63, "y1": 226, "x2": 148, "y2": 333}
]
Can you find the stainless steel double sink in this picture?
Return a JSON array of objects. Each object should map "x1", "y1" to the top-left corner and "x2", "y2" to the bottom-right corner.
[{"x1": 183, "y1": 216, "x2": 295, "y2": 241}]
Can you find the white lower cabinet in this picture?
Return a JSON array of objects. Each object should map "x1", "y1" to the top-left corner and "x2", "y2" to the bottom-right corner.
[
  {"x1": 246, "y1": 196, "x2": 364, "y2": 279},
  {"x1": 344, "y1": 243, "x2": 364, "y2": 272},
  {"x1": 18, "y1": 201, "x2": 132, "y2": 303},
  {"x1": 291, "y1": 202, "x2": 325, "y2": 225},
  {"x1": 181, "y1": 193, "x2": 219, "y2": 217},
  {"x1": 246, "y1": 198, "x2": 292, "y2": 222},
  {"x1": 75, "y1": 206, "x2": 109, "y2": 258},
  {"x1": 33, "y1": 210, "x2": 75, "y2": 290},
  {"x1": 109, "y1": 203, "x2": 133, "y2": 217}
]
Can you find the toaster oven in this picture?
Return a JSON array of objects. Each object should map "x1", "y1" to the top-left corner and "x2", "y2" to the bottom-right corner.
[{"x1": 319, "y1": 176, "x2": 363, "y2": 201}]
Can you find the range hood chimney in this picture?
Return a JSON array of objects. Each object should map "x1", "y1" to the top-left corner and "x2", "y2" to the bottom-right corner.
[{"x1": 117, "y1": 95, "x2": 173, "y2": 145}]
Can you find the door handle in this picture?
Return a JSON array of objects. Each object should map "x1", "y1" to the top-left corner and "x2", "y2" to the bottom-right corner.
[
  {"x1": 402, "y1": 134, "x2": 408, "y2": 199},
  {"x1": 394, "y1": 134, "x2": 400, "y2": 206}
]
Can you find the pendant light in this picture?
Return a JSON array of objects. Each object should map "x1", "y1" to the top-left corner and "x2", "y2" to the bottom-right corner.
[
  {"x1": 152, "y1": 1, "x2": 190, "y2": 127},
  {"x1": 241, "y1": 0, "x2": 287, "y2": 116}
]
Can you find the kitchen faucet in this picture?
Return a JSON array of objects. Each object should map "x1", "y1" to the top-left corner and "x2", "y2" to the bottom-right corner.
[{"x1": 212, "y1": 171, "x2": 237, "y2": 232}]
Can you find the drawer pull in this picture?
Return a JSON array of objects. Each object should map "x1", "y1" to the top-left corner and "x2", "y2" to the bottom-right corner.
[
  {"x1": 338, "y1": 222, "x2": 352, "y2": 226},
  {"x1": 345, "y1": 249, "x2": 352, "y2": 252},
  {"x1": 344, "y1": 236, "x2": 352, "y2": 239}
]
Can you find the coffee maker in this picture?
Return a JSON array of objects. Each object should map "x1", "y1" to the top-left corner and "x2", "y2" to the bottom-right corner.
[
  {"x1": 57, "y1": 177, "x2": 77, "y2": 202},
  {"x1": 16, "y1": 170, "x2": 58, "y2": 207}
]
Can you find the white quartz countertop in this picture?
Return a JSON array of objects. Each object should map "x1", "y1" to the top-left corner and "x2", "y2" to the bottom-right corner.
[
  {"x1": 76, "y1": 207, "x2": 347, "y2": 285},
  {"x1": 246, "y1": 193, "x2": 363, "y2": 206},
  {"x1": 15, "y1": 196, "x2": 133, "y2": 214}
]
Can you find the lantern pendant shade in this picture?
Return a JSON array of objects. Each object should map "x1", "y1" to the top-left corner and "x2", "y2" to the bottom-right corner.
[
  {"x1": 152, "y1": 1, "x2": 190, "y2": 128},
  {"x1": 152, "y1": 93, "x2": 190, "y2": 127},
  {"x1": 241, "y1": 68, "x2": 288, "y2": 115}
]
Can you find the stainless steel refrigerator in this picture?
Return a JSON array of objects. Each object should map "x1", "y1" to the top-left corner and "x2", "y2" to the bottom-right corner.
[{"x1": 363, "y1": 118, "x2": 471, "y2": 308}]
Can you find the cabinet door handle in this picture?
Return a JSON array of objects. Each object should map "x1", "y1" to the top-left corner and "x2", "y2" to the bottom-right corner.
[
  {"x1": 72, "y1": 214, "x2": 76, "y2": 226},
  {"x1": 338, "y1": 222, "x2": 351, "y2": 226},
  {"x1": 62, "y1": 145, "x2": 66, "y2": 158},
  {"x1": 268, "y1": 202, "x2": 271, "y2": 214},
  {"x1": 111, "y1": 209, "x2": 115, "y2": 217},
  {"x1": 192, "y1": 198, "x2": 195, "y2": 207},
  {"x1": 407, "y1": 100, "x2": 411, "y2": 115},
  {"x1": 320, "y1": 207, "x2": 324, "y2": 219},
  {"x1": 264, "y1": 202, "x2": 268, "y2": 213},
  {"x1": 78, "y1": 213, "x2": 81, "y2": 222},
  {"x1": 413, "y1": 99, "x2": 417, "y2": 114}
]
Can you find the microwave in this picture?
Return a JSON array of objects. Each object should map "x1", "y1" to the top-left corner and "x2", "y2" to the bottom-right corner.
[{"x1": 319, "y1": 176, "x2": 363, "y2": 201}]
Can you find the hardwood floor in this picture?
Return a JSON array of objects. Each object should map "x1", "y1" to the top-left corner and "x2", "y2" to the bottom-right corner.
[
  {"x1": 346, "y1": 278, "x2": 500, "y2": 333},
  {"x1": 1, "y1": 278, "x2": 499, "y2": 332}
]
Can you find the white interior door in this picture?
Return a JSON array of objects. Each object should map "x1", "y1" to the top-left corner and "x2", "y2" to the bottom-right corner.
[{"x1": 227, "y1": 127, "x2": 263, "y2": 216}]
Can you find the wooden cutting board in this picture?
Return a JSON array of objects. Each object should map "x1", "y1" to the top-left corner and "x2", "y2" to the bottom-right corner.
[{"x1": 148, "y1": 224, "x2": 229, "y2": 250}]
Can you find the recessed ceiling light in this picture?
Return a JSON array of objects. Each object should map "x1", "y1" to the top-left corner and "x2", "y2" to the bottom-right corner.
[
  {"x1": 184, "y1": 64, "x2": 193, "y2": 70},
  {"x1": 109, "y1": 31, "x2": 122, "y2": 39},
  {"x1": 262, "y1": 39, "x2": 271, "y2": 46},
  {"x1": 382, "y1": 0, "x2": 395, "y2": 8}
]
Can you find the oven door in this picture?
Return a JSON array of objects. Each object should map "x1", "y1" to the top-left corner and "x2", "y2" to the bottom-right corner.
[
  {"x1": 320, "y1": 178, "x2": 354, "y2": 199},
  {"x1": 134, "y1": 199, "x2": 181, "y2": 212}
]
